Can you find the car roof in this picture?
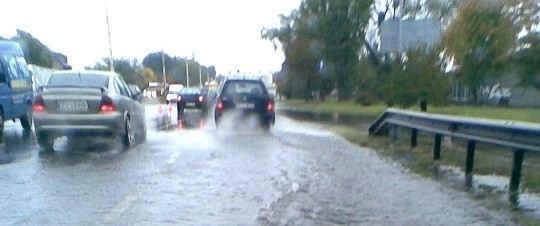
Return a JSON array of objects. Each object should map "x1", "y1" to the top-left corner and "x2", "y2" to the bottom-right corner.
[{"x1": 52, "y1": 70, "x2": 119, "y2": 77}]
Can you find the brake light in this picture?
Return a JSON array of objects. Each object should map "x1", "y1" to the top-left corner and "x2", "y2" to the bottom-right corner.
[
  {"x1": 266, "y1": 100, "x2": 274, "y2": 112},
  {"x1": 216, "y1": 100, "x2": 224, "y2": 112},
  {"x1": 33, "y1": 94, "x2": 46, "y2": 112},
  {"x1": 177, "y1": 96, "x2": 182, "y2": 102},
  {"x1": 198, "y1": 95, "x2": 204, "y2": 102},
  {"x1": 100, "y1": 95, "x2": 116, "y2": 112}
]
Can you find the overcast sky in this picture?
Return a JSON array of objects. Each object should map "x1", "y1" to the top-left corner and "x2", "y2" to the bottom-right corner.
[{"x1": 0, "y1": 0, "x2": 301, "y2": 75}]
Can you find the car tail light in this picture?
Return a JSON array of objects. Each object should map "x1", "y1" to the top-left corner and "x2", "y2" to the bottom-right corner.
[
  {"x1": 216, "y1": 100, "x2": 224, "y2": 112},
  {"x1": 100, "y1": 95, "x2": 116, "y2": 112},
  {"x1": 33, "y1": 94, "x2": 46, "y2": 112},
  {"x1": 266, "y1": 100, "x2": 274, "y2": 112},
  {"x1": 198, "y1": 95, "x2": 204, "y2": 102},
  {"x1": 177, "y1": 96, "x2": 182, "y2": 102}
]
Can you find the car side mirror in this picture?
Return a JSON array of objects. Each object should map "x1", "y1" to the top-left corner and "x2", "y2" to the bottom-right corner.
[{"x1": 128, "y1": 84, "x2": 143, "y2": 101}]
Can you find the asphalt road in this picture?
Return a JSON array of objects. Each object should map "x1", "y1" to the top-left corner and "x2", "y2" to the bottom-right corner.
[{"x1": 0, "y1": 104, "x2": 516, "y2": 225}]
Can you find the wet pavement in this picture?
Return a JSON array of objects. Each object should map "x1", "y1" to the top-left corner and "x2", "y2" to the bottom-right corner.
[{"x1": 0, "y1": 103, "x2": 525, "y2": 225}]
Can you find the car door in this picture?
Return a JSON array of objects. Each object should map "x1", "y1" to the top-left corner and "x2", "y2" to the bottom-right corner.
[{"x1": 114, "y1": 75, "x2": 145, "y2": 132}]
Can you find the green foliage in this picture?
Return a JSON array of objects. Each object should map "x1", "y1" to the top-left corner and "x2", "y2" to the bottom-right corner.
[
  {"x1": 263, "y1": 0, "x2": 372, "y2": 101},
  {"x1": 514, "y1": 34, "x2": 540, "y2": 91},
  {"x1": 379, "y1": 47, "x2": 449, "y2": 108},
  {"x1": 135, "y1": 67, "x2": 157, "y2": 90},
  {"x1": 142, "y1": 52, "x2": 172, "y2": 83},
  {"x1": 441, "y1": 1, "x2": 515, "y2": 102},
  {"x1": 13, "y1": 30, "x2": 53, "y2": 68}
]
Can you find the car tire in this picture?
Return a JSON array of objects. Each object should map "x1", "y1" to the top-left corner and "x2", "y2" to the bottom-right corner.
[
  {"x1": 137, "y1": 122, "x2": 147, "y2": 143},
  {"x1": 20, "y1": 105, "x2": 33, "y2": 130},
  {"x1": 122, "y1": 117, "x2": 134, "y2": 149},
  {"x1": 177, "y1": 107, "x2": 185, "y2": 120},
  {"x1": 263, "y1": 121, "x2": 271, "y2": 131},
  {"x1": 37, "y1": 134, "x2": 54, "y2": 151},
  {"x1": 0, "y1": 109, "x2": 4, "y2": 142}
]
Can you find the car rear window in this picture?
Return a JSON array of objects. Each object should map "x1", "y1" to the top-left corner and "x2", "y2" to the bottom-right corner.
[
  {"x1": 47, "y1": 73, "x2": 109, "y2": 87},
  {"x1": 223, "y1": 81, "x2": 266, "y2": 97},
  {"x1": 179, "y1": 88, "x2": 201, "y2": 95}
]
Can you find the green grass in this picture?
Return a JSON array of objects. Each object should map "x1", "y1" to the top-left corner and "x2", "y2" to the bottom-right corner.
[{"x1": 280, "y1": 100, "x2": 540, "y2": 124}]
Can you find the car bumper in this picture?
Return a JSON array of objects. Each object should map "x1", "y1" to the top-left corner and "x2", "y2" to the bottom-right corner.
[
  {"x1": 215, "y1": 110, "x2": 275, "y2": 123},
  {"x1": 33, "y1": 112, "x2": 124, "y2": 138},
  {"x1": 178, "y1": 102, "x2": 206, "y2": 109}
]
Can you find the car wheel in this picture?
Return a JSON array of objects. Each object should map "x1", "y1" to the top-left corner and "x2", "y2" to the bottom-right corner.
[
  {"x1": 37, "y1": 134, "x2": 54, "y2": 151},
  {"x1": 20, "y1": 105, "x2": 33, "y2": 130},
  {"x1": 177, "y1": 107, "x2": 185, "y2": 120},
  {"x1": 0, "y1": 110, "x2": 4, "y2": 142},
  {"x1": 263, "y1": 121, "x2": 271, "y2": 131},
  {"x1": 214, "y1": 116, "x2": 220, "y2": 129},
  {"x1": 137, "y1": 121, "x2": 147, "y2": 143},
  {"x1": 119, "y1": 117, "x2": 134, "y2": 150}
]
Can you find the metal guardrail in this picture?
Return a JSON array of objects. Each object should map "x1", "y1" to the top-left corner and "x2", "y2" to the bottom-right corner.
[{"x1": 369, "y1": 108, "x2": 540, "y2": 204}]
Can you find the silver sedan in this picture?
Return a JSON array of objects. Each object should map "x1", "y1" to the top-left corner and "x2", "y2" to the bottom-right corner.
[{"x1": 33, "y1": 70, "x2": 146, "y2": 151}]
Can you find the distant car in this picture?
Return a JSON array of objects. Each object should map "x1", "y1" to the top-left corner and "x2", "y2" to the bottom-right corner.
[
  {"x1": 201, "y1": 88, "x2": 218, "y2": 111},
  {"x1": 166, "y1": 91, "x2": 179, "y2": 104},
  {"x1": 214, "y1": 78, "x2": 275, "y2": 130},
  {"x1": 176, "y1": 87, "x2": 207, "y2": 118},
  {"x1": 165, "y1": 84, "x2": 184, "y2": 104},
  {"x1": 32, "y1": 70, "x2": 147, "y2": 151}
]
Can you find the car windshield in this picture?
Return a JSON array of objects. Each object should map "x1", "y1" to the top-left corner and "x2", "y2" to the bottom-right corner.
[
  {"x1": 47, "y1": 73, "x2": 109, "y2": 87},
  {"x1": 1, "y1": 1, "x2": 540, "y2": 225}
]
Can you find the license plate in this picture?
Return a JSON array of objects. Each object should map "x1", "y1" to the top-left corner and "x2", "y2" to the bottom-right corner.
[
  {"x1": 186, "y1": 102, "x2": 196, "y2": 107},
  {"x1": 57, "y1": 100, "x2": 88, "y2": 111},
  {"x1": 239, "y1": 102, "x2": 255, "y2": 109}
]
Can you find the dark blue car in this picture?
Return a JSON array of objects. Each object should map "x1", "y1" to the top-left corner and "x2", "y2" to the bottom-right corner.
[{"x1": 176, "y1": 87, "x2": 207, "y2": 118}]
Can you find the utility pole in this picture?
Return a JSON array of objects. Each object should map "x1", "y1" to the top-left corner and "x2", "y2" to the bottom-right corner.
[
  {"x1": 105, "y1": 0, "x2": 114, "y2": 72},
  {"x1": 198, "y1": 63, "x2": 202, "y2": 87},
  {"x1": 185, "y1": 56, "x2": 190, "y2": 87},
  {"x1": 161, "y1": 46, "x2": 166, "y2": 91}
]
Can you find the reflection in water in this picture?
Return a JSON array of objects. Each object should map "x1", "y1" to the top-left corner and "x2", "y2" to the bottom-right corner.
[
  {"x1": 155, "y1": 106, "x2": 207, "y2": 132},
  {"x1": 0, "y1": 126, "x2": 35, "y2": 165},
  {"x1": 434, "y1": 165, "x2": 540, "y2": 219}
]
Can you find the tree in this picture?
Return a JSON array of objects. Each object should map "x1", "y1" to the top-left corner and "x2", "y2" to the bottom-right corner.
[
  {"x1": 441, "y1": 0, "x2": 515, "y2": 103},
  {"x1": 142, "y1": 52, "x2": 173, "y2": 83},
  {"x1": 13, "y1": 30, "x2": 53, "y2": 68},
  {"x1": 379, "y1": 47, "x2": 449, "y2": 108},
  {"x1": 505, "y1": 0, "x2": 540, "y2": 34},
  {"x1": 135, "y1": 67, "x2": 157, "y2": 90},
  {"x1": 514, "y1": 34, "x2": 540, "y2": 91},
  {"x1": 263, "y1": 0, "x2": 372, "y2": 101},
  {"x1": 208, "y1": 66, "x2": 217, "y2": 80},
  {"x1": 310, "y1": 0, "x2": 372, "y2": 100},
  {"x1": 113, "y1": 58, "x2": 138, "y2": 84}
]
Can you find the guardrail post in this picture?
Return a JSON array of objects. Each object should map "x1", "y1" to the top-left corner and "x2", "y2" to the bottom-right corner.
[
  {"x1": 392, "y1": 125, "x2": 399, "y2": 140},
  {"x1": 411, "y1": 129, "x2": 418, "y2": 148},
  {"x1": 434, "y1": 134, "x2": 442, "y2": 160},
  {"x1": 465, "y1": 140, "x2": 476, "y2": 188},
  {"x1": 509, "y1": 149, "x2": 525, "y2": 205}
]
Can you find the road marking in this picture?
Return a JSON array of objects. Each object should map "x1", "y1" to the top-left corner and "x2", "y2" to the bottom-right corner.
[
  {"x1": 103, "y1": 193, "x2": 139, "y2": 224},
  {"x1": 167, "y1": 152, "x2": 181, "y2": 165}
]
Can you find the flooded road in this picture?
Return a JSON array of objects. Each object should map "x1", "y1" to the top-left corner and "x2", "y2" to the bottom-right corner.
[{"x1": 0, "y1": 104, "x2": 520, "y2": 225}]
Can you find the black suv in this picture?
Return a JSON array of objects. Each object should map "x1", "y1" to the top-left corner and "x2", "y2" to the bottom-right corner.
[{"x1": 214, "y1": 78, "x2": 275, "y2": 130}]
